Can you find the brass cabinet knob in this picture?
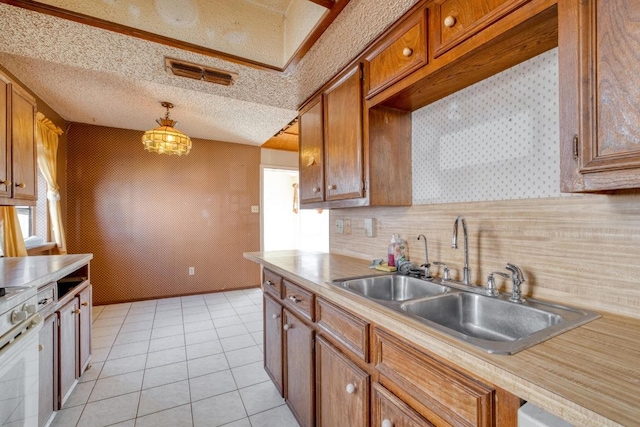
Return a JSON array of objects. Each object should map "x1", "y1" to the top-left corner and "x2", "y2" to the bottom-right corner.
[
  {"x1": 444, "y1": 15, "x2": 456, "y2": 27},
  {"x1": 15, "y1": 183, "x2": 26, "y2": 188},
  {"x1": 402, "y1": 47, "x2": 413, "y2": 57},
  {"x1": 39, "y1": 344, "x2": 44, "y2": 352},
  {"x1": 82, "y1": 302, "x2": 89, "y2": 307},
  {"x1": 327, "y1": 184, "x2": 337, "y2": 190},
  {"x1": 73, "y1": 308, "x2": 81, "y2": 315},
  {"x1": 283, "y1": 323, "x2": 291, "y2": 331},
  {"x1": 0, "y1": 179, "x2": 10, "y2": 186},
  {"x1": 312, "y1": 187, "x2": 321, "y2": 193}
]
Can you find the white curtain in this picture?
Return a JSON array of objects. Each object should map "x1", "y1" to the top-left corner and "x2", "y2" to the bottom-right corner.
[{"x1": 36, "y1": 112, "x2": 66, "y2": 253}]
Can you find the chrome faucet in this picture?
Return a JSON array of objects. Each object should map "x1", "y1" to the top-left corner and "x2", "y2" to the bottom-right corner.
[
  {"x1": 505, "y1": 263, "x2": 526, "y2": 303},
  {"x1": 451, "y1": 216, "x2": 471, "y2": 285},
  {"x1": 417, "y1": 234, "x2": 431, "y2": 278}
]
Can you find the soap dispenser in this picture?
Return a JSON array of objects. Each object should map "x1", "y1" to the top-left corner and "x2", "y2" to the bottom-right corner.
[{"x1": 387, "y1": 235, "x2": 396, "y2": 267}]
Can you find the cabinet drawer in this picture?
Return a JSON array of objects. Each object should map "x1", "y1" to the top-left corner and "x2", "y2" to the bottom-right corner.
[
  {"x1": 372, "y1": 383, "x2": 434, "y2": 427},
  {"x1": 316, "y1": 297, "x2": 369, "y2": 362},
  {"x1": 263, "y1": 269, "x2": 283, "y2": 299},
  {"x1": 374, "y1": 328, "x2": 494, "y2": 426},
  {"x1": 365, "y1": 8, "x2": 428, "y2": 97},
  {"x1": 430, "y1": 0, "x2": 530, "y2": 57},
  {"x1": 283, "y1": 280, "x2": 314, "y2": 322}
]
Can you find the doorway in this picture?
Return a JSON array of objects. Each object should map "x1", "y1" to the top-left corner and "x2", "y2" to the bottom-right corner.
[{"x1": 261, "y1": 167, "x2": 329, "y2": 252}]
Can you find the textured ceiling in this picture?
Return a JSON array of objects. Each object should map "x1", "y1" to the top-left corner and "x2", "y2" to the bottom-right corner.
[{"x1": 0, "y1": 0, "x2": 419, "y2": 146}]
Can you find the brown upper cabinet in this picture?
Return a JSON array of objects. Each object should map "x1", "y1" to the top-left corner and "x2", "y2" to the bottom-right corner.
[
  {"x1": 298, "y1": 0, "x2": 558, "y2": 207},
  {"x1": 299, "y1": 64, "x2": 412, "y2": 209},
  {"x1": 364, "y1": 8, "x2": 429, "y2": 98},
  {"x1": 430, "y1": 0, "x2": 531, "y2": 58},
  {"x1": 0, "y1": 69, "x2": 37, "y2": 205},
  {"x1": 559, "y1": 0, "x2": 640, "y2": 192}
]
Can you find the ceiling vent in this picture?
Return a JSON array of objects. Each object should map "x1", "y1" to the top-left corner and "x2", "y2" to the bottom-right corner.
[{"x1": 165, "y1": 57, "x2": 238, "y2": 86}]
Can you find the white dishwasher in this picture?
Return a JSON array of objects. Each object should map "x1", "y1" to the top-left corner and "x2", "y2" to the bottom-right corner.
[{"x1": 518, "y1": 403, "x2": 574, "y2": 427}]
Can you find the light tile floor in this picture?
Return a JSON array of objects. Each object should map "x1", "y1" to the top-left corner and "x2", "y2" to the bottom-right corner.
[{"x1": 52, "y1": 288, "x2": 299, "y2": 427}]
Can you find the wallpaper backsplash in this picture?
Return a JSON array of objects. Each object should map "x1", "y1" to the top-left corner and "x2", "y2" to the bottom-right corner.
[{"x1": 412, "y1": 48, "x2": 561, "y2": 204}]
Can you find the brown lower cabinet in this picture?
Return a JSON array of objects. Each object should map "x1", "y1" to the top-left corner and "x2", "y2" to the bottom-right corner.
[
  {"x1": 38, "y1": 280, "x2": 93, "y2": 426},
  {"x1": 263, "y1": 294, "x2": 283, "y2": 394},
  {"x1": 283, "y1": 308, "x2": 315, "y2": 427},
  {"x1": 58, "y1": 297, "x2": 79, "y2": 407},
  {"x1": 261, "y1": 268, "x2": 520, "y2": 427},
  {"x1": 316, "y1": 336, "x2": 370, "y2": 427},
  {"x1": 38, "y1": 313, "x2": 58, "y2": 427}
]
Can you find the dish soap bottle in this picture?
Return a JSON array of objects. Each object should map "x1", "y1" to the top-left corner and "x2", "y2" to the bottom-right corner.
[{"x1": 387, "y1": 235, "x2": 396, "y2": 267}]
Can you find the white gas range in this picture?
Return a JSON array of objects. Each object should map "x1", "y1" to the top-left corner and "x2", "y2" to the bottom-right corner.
[{"x1": 0, "y1": 285, "x2": 43, "y2": 427}]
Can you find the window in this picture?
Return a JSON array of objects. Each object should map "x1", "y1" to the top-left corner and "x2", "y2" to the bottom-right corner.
[{"x1": 16, "y1": 170, "x2": 49, "y2": 240}]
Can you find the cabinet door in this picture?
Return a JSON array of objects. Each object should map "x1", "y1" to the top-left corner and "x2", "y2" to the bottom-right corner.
[
  {"x1": 283, "y1": 309, "x2": 314, "y2": 427},
  {"x1": 38, "y1": 314, "x2": 58, "y2": 427},
  {"x1": 264, "y1": 294, "x2": 283, "y2": 395},
  {"x1": 316, "y1": 336, "x2": 369, "y2": 427},
  {"x1": 78, "y1": 285, "x2": 92, "y2": 375},
  {"x1": 299, "y1": 96, "x2": 325, "y2": 204},
  {"x1": 323, "y1": 63, "x2": 364, "y2": 201},
  {"x1": 559, "y1": 0, "x2": 640, "y2": 191},
  {"x1": 430, "y1": 0, "x2": 530, "y2": 58},
  {"x1": 10, "y1": 85, "x2": 37, "y2": 201},
  {"x1": 0, "y1": 74, "x2": 9, "y2": 199},
  {"x1": 372, "y1": 383, "x2": 435, "y2": 427},
  {"x1": 58, "y1": 298, "x2": 79, "y2": 408}
]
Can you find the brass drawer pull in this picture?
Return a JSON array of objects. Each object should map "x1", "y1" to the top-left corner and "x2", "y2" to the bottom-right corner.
[
  {"x1": 288, "y1": 295, "x2": 302, "y2": 303},
  {"x1": 0, "y1": 179, "x2": 10, "y2": 186},
  {"x1": 82, "y1": 302, "x2": 89, "y2": 307},
  {"x1": 402, "y1": 47, "x2": 413, "y2": 57},
  {"x1": 15, "y1": 182, "x2": 25, "y2": 188}
]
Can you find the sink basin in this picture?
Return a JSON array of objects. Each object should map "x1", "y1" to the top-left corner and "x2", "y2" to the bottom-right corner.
[
  {"x1": 400, "y1": 292, "x2": 599, "y2": 354},
  {"x1": 335, "y1": 275, "x2": 449, "y2": 302}
]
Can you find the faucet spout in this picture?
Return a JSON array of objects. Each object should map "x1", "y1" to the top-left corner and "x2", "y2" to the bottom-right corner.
[
  {"x1": 417, "y1": 234, "x2": 431, "y2": 278},
  {"x1": 452, "y1": 216, "x2": 471, "y2": 285}
]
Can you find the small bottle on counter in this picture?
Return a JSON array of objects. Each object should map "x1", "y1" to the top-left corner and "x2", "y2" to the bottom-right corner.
[{"x1": 388, "y1": 235, "x2": 396, "y2": 267}]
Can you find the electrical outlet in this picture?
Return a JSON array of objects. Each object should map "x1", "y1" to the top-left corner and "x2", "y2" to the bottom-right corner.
[
  {"x1": 364, "y1": 218, "x2": 375, "y2": 237},
  {"x1": 335, "y1": 219, "x2": 344, "y2": 234},
  {"x1": 251, "y1": 205, "x2": 259, "y2": 213},
  {"x1": 189, "y1": 267, "x2": 195, "y2": 275},
  {"x1": 344, "y1": 219, "x2": 351, "y2": 234}
]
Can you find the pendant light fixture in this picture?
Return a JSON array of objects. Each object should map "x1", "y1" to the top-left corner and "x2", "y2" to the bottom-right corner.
[{"x1": 142, "y1": 101, "x2": 192, "y2": 156}]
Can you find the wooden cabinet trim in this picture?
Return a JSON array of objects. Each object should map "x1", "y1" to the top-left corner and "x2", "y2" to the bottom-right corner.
[
  {"x1": 374, "y1": 328, "x2": 494, "y2": 427},
  {"x1": 316, "y1": 297, "x2": 370, "y2": 362}
]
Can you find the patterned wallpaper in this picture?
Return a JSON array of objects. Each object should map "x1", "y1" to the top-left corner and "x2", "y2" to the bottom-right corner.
[
  {"x1": 412, "y1": 48, "x2": 561, "y2": 204},
  {"x1": 66, "y1": 124, "x2": 261, "y2": 305}
]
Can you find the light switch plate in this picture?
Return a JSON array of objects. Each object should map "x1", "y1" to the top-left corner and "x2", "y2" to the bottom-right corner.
[
  {"x1": 344, "y1": 219, "x2": 351, "y2": 234},
  {"x1": 364, "y1": 218, "x2": 375, "y2": 237}
]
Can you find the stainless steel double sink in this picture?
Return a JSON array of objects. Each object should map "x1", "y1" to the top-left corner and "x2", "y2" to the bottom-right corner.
[{"x1": 329, "y1": 274, "x2": 599, "y2": 354}]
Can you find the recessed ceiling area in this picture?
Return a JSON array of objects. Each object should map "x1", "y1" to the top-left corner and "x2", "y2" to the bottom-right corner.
[
  {"x1": 14, "y1": 0, "x2": 335, "y2": 70},
  {"x1": 0, "y1": 0, "x2": 419, "y2": 147}
]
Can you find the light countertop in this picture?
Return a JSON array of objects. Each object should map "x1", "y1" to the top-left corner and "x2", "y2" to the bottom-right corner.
[
  {"x1": 0, "y1": 254, "x2": 93, "y2": 289},
  {"x1": 245, "y1": 250, "x2": 639, "y2": 427}
]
